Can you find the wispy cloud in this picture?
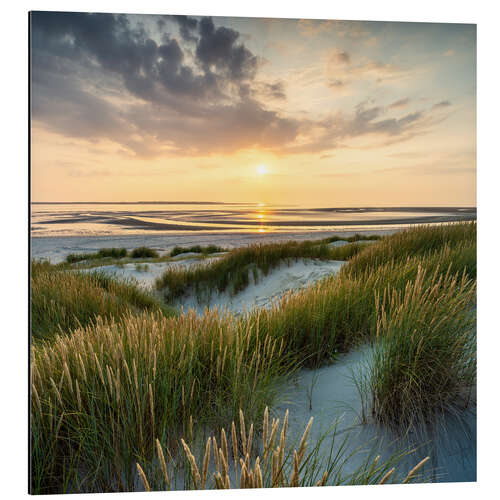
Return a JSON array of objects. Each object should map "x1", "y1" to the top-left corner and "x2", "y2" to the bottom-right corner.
[
  {"x1": 432, "y1": 100, "x2": 452, "y2": 109},
  {"x1": 389, "y1": 98, "x2": 410, "y2": 109}
]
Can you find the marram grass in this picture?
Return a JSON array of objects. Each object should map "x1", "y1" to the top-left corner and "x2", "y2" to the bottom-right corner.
[
  {"x1": 65, "y1": 246, "x2": 160, "y2": 263},
  {"x1": 368, "y1": 266, "x2": 476, "y2": 429},
  {"x1": 170, "y1": 244, "x2": 227, "y2": 257},
  {"x1": 30, "y1": 310, "x2": 289, "y2": 493},
  {"x1": 30, "y1": 222, "x2": 476, "y2": 493},
  {"x1": 155, "y1": 238, "x2": 375, "y2": 302},
  {"x1": 137, "y1": 408, "x2": 429, "y2": 491},
  {"x1": 30, "y1": 260, "x2": 175, "y2": 342}
]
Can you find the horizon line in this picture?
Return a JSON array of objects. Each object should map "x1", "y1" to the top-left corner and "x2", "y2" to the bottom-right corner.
[{"x1": 30, "y1": 201, "x2": 477, "y2": 209}]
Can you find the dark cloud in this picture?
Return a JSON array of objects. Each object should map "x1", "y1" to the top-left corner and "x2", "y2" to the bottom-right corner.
[
  {"x1": 123, "y1": 97, "x2": 299, "y2": 156},
  {"x1": 31, "y1": 11, "x2": 295, "y2": 156},
  {"x1": 30, "y1": 12, "x2": 451, "y2": 158},
  {"x1": 195, "y1": 17, "x2": 257, "y2": 80},
  {"x1": 31, "y1": 11, "x2": 260, "y2": 104},
  {"x1": 170, "y1": 15, "x2": 198, "y2": 42}
]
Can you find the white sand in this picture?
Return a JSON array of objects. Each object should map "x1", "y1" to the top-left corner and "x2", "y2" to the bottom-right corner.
[
  {"x1": 273, "y1": 345, "x2": 476, "y2": 482},
  {"x1": 178, "y1": 258, "x2": 344, "y2": 315},
  {"x1": 171, "y1": 252, "x2": 206, "y2": 260},
  {"x1": 328, "y1": 240, "x2": 349, "y2": 247}
]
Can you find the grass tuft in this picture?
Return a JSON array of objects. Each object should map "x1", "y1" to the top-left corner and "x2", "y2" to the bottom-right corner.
[
  {"x1": 30, "y1": 260, "x2": 174, "y2": 342},
  {"x1": 170, "y1": 245, "x2": 226, "y2": 257},
  {"x1": 368, "y1": 266, "x2": 476, "y2": 429},
  {"x1": 138, "y1": 408, "x2": 428, "y2": 491},
  {"x1": 66, "y1": 247, "x2": 128, "y2": 263},
  {"x1": 130, "y1": 246, "x2": 159, "y2": 258}
]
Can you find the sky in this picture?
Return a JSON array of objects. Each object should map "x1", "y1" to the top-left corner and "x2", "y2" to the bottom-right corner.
[{"x1": 30, "y1": 12, "x2": 476, "y2": 206}]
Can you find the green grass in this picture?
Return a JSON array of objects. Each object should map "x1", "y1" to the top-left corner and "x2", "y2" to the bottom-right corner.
[
  {"x1": 156, "y1": 240, "x2": 369, "y2": 303},
  {"x1": 65, "y1": 246, "x2": 160, "y2": 263},
  {"x1": 344, "y1": 222, "x2": 476, "y2": 279},
  {"x1": 66, "y1": 248, "x2": 128, "y2": 263},
  {"x1": 320, "y1": 233, "x2": 382, "y2": 244},
  {"x1": 131, "y1": 246, "x2": 159, "y2": 258},
  {"x1": 30, "y1": 310, "x2": 290, "y2": 493},
  {"x1": 367, "y1": 267, "x2": 476, "y2": 429},
  {"x1": 250, "y1": 238, "x2": 476, "y2": 367},
  {"x1": 170, "y1": 244, "x2": 227, "y2": 257},
  {"x1": 31, "y1": 260, "x2": 175, "y2": 343},
  {"x1": 30, "y1": 222, "x2": 476, "y2": 493}
]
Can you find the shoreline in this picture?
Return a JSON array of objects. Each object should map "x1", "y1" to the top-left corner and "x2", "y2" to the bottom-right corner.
[{"x1": 31, "y1": 228, "x2": 397, "y2": 263}]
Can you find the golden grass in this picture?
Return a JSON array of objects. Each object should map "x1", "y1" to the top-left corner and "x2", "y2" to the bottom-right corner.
[{"x1": 137, "y1": 408, "x2": 430, "y2": 490}]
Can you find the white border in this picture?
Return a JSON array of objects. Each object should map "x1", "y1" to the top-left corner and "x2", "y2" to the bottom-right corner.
[{"x1": 2, "y1": 1, "x2": 498, "y2": 499}]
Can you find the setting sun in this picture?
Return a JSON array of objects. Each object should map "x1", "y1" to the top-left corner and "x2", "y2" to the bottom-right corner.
[{"x1": 257, "y1": 165, "x2": 268, "y2": 175}]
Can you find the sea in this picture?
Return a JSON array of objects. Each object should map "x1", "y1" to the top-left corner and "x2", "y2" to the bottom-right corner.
[{"x1": 31, "y1": 202, "x2": 476, "y2": 238}]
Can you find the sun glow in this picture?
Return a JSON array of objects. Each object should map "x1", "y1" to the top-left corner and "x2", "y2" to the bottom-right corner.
[{"x1": 257, "y1": 165, "x2": 268, "y2": 175}]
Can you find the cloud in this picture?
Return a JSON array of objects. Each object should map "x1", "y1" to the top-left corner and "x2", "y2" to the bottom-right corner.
[
  {"x1": 252, "y1": 81, "x2": 287, "y2": 100},
  {"x1": 195, "y1": 17, "x2": 258, "y2": 81},
  {"x1": 281, "y1": 101, "x2": 445, "y2": 155},
  {"x1": 433, "y1": 100, "x2": 452, "y2": 109},
  {"x1": 389, "y1": 98, "x2": 410, "y2": 109},
  {"x1": 298, "y1": 19, "x2": 372, "y2": 39},
  {"x1": 443, "y1": 49, "x2": 455, "y2": 57},
  {"x1": 364, "y1": 37, "x2": 378, "y2": 48},
  {"x1": 31, "y1": 12, "x2": 297, "y2": 157},
  {"x1": 324, "y1": 49, "x2": 414, "y2": 91},
  {"x1": 30, "y1": 12, "x2": 455, "y2": 159},
  {"x1": 374, "y1": 164, "x2": 475, "y2": 176},
  {"x1": 170, "y1": 15, "x2": 198, "y2": 42},
  {"x1": 330, "y1": 20, "x2": 372, "y2": 39}
]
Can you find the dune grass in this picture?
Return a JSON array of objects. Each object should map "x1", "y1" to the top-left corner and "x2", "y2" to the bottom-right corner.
[
  {"x1": 30, "y1": 260, "x2": 174, "y2": 343},
  {"x1": 344, "y1": 222, "x2": 476, "y2": 279},
  {"x1": 30, "y1": 310, "x2": 290, "y2": 493},
  {"x1": 320, "y1": 233, "x2": 382, "y2": 244},
  {"x1": 65, "y1": 246, "x2": 159, "y2": 264},
  {"x1": 155, "y1": 239, "x2": 369, "y2": 303},
  {"x1": 170, "y1": 244, "x2": 227, "y2": 257},
  {"x1": 66, "y1": 248, "x2": 128, "y2": 263},
  {"x1": 367, "y1": 267, "x2": 476, "y2": 429},
  {"x1": 251, "y1": 238, "x2": 476, "y2": 367},
  {"x1": 137, "y1": 408, "x2": 429, "y2": 491},
  {"x1": 130, "y1": 246, "x2": 159, "y2": 258},
  {"x1": 30, "y1": 222, "x2": 476, "y2": 493}
]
